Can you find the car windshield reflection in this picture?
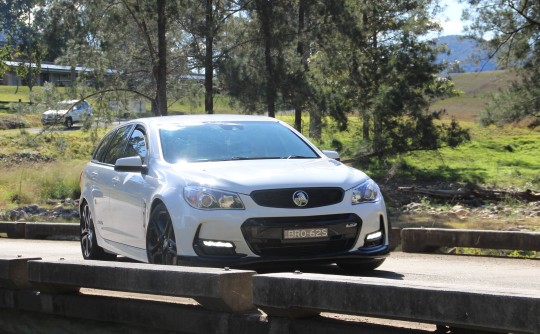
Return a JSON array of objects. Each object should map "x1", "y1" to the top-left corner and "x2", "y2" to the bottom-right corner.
[{"x1": 159, "y1": 121, "x2": 319, "y2": 163}]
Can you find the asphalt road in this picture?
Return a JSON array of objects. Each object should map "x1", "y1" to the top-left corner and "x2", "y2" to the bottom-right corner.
[{"x1": 1, "y1": 238, "x2": 539, "y2": 295}]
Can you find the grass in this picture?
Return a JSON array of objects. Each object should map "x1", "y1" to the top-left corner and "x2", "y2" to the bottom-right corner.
[
  {"x1": 0, "y1": 85, "x2": 44, "y2": 103},
  {"x1": 432, "y1": 70, "x2": 520, "y2": 122},
  {"x1": 389, "y1": 125, "x2": 540, "y2": 189},
  {"x1": 0, "y1": 160, "x2": 86, "y2": 208}
]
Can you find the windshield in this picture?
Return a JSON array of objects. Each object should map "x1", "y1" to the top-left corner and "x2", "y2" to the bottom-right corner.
[
  {"x1": 56, "y1": 102, "x2": 74, "y2": 110},
  {"x1": 159, "y1": 121, "x2": 319, "y2": 163}
]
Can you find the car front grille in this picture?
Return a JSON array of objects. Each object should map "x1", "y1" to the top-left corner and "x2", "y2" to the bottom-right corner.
[
  {"x1": 241, "y1": 214, "x2": 361, "y2": 256},
  {"x1": 250, "y1": 187, "x2": 344, "y2": 209}
]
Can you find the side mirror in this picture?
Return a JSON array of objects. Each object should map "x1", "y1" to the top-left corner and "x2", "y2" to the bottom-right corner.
[
  {"x1": 322, "y1": 150, "x2": 340, "y2": 161},
  {"x1": 114, "y1": 156, "x2": 148, "y2": 173}
]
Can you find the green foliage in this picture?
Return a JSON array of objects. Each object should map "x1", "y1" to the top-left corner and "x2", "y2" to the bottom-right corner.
[
  {"x1": 371, "y1": 126, "x2": 540, "y2": 189},
  {"x1": 0, "y1": 160, "x2": 85, "y2": 207},
  {"x1": 0, "y1": 45, "x2": 10, "y2": 77},
  {"x1": 465, "y1": 0, "x2": 540, "y2": 128},
  {"x1": 39, "y1": 173, "x2": 80, "y2": 200},
  {"x1": 451, "y1": 247, "x2": 538, "y2": 259},
  {"x1": 480, "y1": 65, "x2": 540, "y2": 128}
]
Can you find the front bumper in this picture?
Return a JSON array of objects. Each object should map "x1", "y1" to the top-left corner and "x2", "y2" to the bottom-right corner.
[
  {"x1": 41, "y1": 116, "x2": 63, "y2": 125},
  {"x1": 176, "y1": 244, "x2": 390, "y2": 268}
]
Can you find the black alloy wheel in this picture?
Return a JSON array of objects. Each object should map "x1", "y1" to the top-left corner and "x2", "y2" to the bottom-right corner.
[
  {"x1": 65, "y1": 117, "x2": 73, "y2": 128},
  {"x1": 80, "y1": 202, "x2": 116, "y2": 260},
  {"x1": 146, "y1": 203, "x2": 177, "y2": 265}
]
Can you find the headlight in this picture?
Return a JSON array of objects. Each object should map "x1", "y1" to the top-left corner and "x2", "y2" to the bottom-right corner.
[
  {"x1": 351, "y1": 179, "x2": 380, "y2": 204},
  {"x1": 184, "y1": 186, "x2": 245, "y2": 210}
]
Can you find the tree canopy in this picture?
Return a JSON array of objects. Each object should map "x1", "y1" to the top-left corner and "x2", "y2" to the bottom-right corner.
[
  {"x1": 1, "y1": 0, "x2": 471, "y2": 159},
  {"x1": 464, "y1": 0, "x2": 540, "y2": 128}
]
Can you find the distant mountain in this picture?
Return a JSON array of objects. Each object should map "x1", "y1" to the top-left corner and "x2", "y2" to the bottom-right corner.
[{"x1": 435, "y1": 35, "x2": 497, "y2": 73}]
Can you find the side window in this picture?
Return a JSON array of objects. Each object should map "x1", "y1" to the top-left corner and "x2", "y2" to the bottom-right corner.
[
  {"x1": 101, "y1": 125, "x2": 133, "y2": 165},
  {"x1": 125, "y1": 128, "x2": 148, "y2": 162},
  {"x1": 93, "y1": 130, "x2": 116, "y2": 162}
]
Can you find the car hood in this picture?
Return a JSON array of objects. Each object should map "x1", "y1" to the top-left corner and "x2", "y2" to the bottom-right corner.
[
  {"x1": 42, "y1": 109, "x2": 69, "y2": 116},
  {"x1": 169, "y1": 158, "x2": 369, "y2": 194}
]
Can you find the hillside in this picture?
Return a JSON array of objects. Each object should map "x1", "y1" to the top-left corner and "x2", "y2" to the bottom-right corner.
[
  {"x1": 432, "y1": 70, "x2": 519, "y2": 122},
  {"x1": 436, "y1": 35, "x2": 497, "y2": 73}
]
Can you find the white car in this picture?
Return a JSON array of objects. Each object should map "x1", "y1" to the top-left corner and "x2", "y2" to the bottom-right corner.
[
  {"x1": 41, "y1": 100, "x2": 92, "y2": 128},
  {"x1": 79, "y1": 115, "x2": 390, "y2": 271}
]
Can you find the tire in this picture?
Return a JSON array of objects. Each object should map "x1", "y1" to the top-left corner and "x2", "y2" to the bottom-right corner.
[
  {"x1": 337, "y1": 258, "x2": 386, "y2": 274},
  {"x1": 80, "y1": 202, "x2": 116, "y2": 261},
  {"x1": 65, "y1": 117, "x2": 73, "y2": 128},
  {"x1": 146, "y1": 203, "x2": 177, "y2": 265}
]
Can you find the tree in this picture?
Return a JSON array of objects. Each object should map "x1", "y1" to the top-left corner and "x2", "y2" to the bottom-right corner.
[
  {"x1": 219, "y1": 0, "x2": 469, "y2": 154},
  {"x1": 464, "y1": 0, "x2": 540, "y2": 127},
  {"x1": 0, "y1": 45, "x2": 9, "y2": 77},
  {"x1": 0, "y1": 0, "x2": 46, "y2": 91},
  {"x1": 44, "y1": 0, "x2": 190, "y2": 116},
  {"x1": 219, "y1": 1, "x2": 296, "y2": 117},
  {"x1": 308, "y1": 0, "x2": 467, "y2": 156},
  {"x1": 178, "y1": 0, "x2": 248, "y2": 114}
]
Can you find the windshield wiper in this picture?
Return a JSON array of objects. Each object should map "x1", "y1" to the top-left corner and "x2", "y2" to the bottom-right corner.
[{"x1": 285, "y1": 155, "x2": 314, "y2": 159}]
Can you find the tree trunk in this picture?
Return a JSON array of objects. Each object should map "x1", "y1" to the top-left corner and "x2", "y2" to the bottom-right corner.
[
  {"x1": 256, "y1": 0, "x2": 276, "y2": 118},
  {"x1": 294, "y1": 0, "x2": 307, "y2": 132},
  {"x1": 373, "y1": 108, "x2": 383, "y2": 157},
  {"x1": 370, "y1": 31, "x2": 382, "y2": 156},
  {"x1": 155, "y1": 0, "x2": 168, "y2": 116},
  {"x1": 204, "y1": 0, "x2": 214, "y2": 114},
  {"x1": 362, "y1": 112, "x2": 370, "y2": 140},
  {"x1": 309, "y1": 110, "x2": 322, "y2": 140}
]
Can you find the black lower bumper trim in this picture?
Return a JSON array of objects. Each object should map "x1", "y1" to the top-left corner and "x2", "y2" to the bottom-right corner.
[{"x1": 176, "y1": 244, "x2": 390, "y2": 268}]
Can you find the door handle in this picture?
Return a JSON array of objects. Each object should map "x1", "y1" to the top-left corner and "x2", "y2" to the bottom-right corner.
[
  {"x1": 90, "y1": 172, "x2": 98, "y2": 180},
  {"x1": 112, "y1": 176, "x2": 120, "y2": 185}
]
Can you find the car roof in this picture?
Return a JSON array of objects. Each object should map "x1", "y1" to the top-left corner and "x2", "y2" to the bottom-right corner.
[
  {"x1": 59, "y1": 99, "x2": 85, "y2": 104},
  {"x1": 129, "y1": 114, "x2": 282, "y2": 127}
]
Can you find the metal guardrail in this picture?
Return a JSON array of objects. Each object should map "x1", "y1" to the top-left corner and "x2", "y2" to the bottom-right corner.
[{"x1": 1, "y1": 256, "x2": 539, "y2": 333}]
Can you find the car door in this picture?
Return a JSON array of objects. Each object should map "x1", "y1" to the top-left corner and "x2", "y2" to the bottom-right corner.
[
  {"x1": 108, "y1": 126, "x2": 153, "y2": 249},
  {"x1": 85, "y1": 130, "x2": 116, "y2": 233},
  {"x1": 68, "y1": 102, "x2": 82, "y2": 122},
  {"x1": 94, "y1": 124, "x2": 134, "y2": 241}
]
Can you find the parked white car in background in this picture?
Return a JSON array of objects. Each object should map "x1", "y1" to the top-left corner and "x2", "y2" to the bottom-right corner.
[
  {"x1": 79, "y1": 115, "x2": 390, "y2": 272},
  {"x1": 41, "y1": 99, "x2": 92, "y2": 128}
]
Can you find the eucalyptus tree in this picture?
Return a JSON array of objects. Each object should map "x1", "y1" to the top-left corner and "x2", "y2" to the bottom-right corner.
[
  {"x1": 218, "y1": 1, "x2": 299, "y2": 118},
  {"x1": 463, "y1": 0, "x2": 540, "y2": 128},
  {"x1": 44, "y1": 0, "x2": 190, "y2": 116},
  {"x1": 308, "y1": 0, "x2": 468, "y2": 157},
  {"x1": 214, "y1": 0, "x2": 469, "y2": 155},
  {"x1": 178, "y1": 0, "x2": 249, "y2": 114},
  {"x1": 0, "y1": 0, "x2": 46, "y2": 91}
]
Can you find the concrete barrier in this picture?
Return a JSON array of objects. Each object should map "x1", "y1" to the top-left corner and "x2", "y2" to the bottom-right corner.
[
  {"x1": 24, "y1": 222, "x2": 79, "y2": 239},
  {"x1": 389, "y1": 227, "x2": 401, "y2": 250},
  {"x1": 252, "y1": 272, "x2": 540, "y2": 334},
  {"x1": 0, "y1": 288, "x2": 433, "y2": 334},
  {"x1": 0, "y1": 222, "x2": 26, "y2": 238},
  {"x1": 1, "y1": 256, "x2": 539, "y2": 333},
  {"x1": 0, "y1": 222, "x2": 79, "y2": 239},
  {"x1": 27, "y1": 259, "x2": 256, "y2": 313},
  {"x1": 0, "y1": 256, "x2": 41, "y2": 289},
  {"x1": 401, "y1": 228, "x2": 540, "y2": 253}
]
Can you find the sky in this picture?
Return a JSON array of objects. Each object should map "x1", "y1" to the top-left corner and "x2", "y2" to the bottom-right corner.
[{"x1": 439, "y1": 0, "x2": 467, "y2": 36}]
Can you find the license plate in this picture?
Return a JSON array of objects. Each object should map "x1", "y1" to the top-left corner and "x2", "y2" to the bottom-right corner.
[{"x1": 283, "y1": 228, "x2": 328, "y2": 240}]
